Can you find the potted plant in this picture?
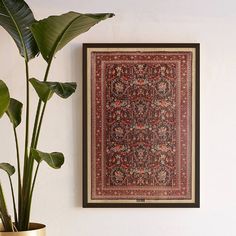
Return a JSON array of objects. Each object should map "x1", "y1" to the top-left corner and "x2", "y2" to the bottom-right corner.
[{"x1": 0, "y1": 0, "x2": 114, "y2": 234}]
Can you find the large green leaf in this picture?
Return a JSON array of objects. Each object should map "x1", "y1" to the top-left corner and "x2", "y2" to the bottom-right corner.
[
  {"x1": 0, "y1": 80, "x2": 10, "y2": 118},
  {"x1": 29, "y1": 78, "x2": 53, "y2": 102},
  {"x1": 31, "y1": 149, "x2": 64, "y2": 169},
  {"x1": 0, "y1": 163, "x2": 15, "y2": 176},
  {"x1": 45, "y1": 81, "x2": 77, "y2": 99},
  {"x1": 6, "y1": 98, "x2": 23, "y2": 128},
  {"x1": 31, "y1": 12, "x2": 114, "y2": 62},
  {"x1": 0, "y1": 0, "x2": 39, "y2": 60},
  {"x1": 29, "y1": 78, "x2": 77, "y2": 102}
]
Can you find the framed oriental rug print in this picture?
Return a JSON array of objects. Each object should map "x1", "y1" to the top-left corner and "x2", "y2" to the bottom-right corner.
[{"x1": 83, "y1": 43, "x2": 200, "y2": 208}]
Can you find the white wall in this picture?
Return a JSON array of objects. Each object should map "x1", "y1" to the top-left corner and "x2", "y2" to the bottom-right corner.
[{"x1": 0, "y1": 0, "x2": 235, "y2": 235}]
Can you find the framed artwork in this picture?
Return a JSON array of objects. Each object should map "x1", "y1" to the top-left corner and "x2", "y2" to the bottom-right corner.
[{"x1": 83, "y1": 43, "x2": 200, "y2": 208}]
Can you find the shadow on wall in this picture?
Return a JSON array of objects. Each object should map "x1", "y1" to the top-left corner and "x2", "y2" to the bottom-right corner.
[{"x1": 71, "y1": 44, "x2": 83, "y2": 207}]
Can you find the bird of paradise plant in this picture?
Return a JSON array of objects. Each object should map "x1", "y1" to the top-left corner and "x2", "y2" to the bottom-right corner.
[{"x1": 0, "y1": 0, "x2": 114, "y2": 232}]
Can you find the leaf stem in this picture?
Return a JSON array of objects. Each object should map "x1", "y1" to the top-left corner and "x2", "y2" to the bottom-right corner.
[
  {"x1": 22, "y1": 60, "x2": 30, "y2": 188},
  {"x1": 30, "y1": 163, "x2": 40, "y2": 204},
  {"x1": 35, "y1": 102, "x2": 47, "y2": 148},
  {"x1": 31, "y1": 57, "x2": 53, "y2": 150},
  {"x1": 0, "y1": 182, "x2": 13, "y2": 232},
  {"x1": 8, "y1": 176, "x2": 18, "y2": 225},
  {"x1": 21, "y1": 59, "x2": 53, "y2": 230},
  {"x1": 13, "y1": 128, "x2": 21, "y2": 227},
  {"x1": 20, "y1": 60, "x2": 30, "y2": 230},
  {"x1": 23, "y1": 163, "x2": 40, "y2": 228},
  {"x1": 22, "y1": 103, "x2": 47, "y2": 228},
  {"x1": 24, "y1": 60, "x2": 30, "y2": 165},
  {"x1": 30, "y1": 102, "x2": 42, "y2": 148},
  {"x1": 13, "y1": 128, "x2": 21, "y2": 186}
]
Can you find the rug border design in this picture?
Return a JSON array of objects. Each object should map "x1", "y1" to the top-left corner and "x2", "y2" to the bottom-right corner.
[{"x1": 83, "y1": 43, "x2": 200, "y2": 208}]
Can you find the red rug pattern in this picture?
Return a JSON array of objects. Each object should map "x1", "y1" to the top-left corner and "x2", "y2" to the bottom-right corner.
[{"x1": 90, "y1": 51, "x2": 193, "y2": 200}]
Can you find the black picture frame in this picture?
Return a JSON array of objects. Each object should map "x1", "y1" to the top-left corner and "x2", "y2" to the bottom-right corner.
[{"x1": 83, "y1": 43, "x2": 200, "y2": 208}]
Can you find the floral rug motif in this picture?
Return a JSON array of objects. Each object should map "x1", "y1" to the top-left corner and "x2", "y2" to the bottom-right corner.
[{"x1": 90, "y1": 51, "x2": 192, "y2": 200}]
